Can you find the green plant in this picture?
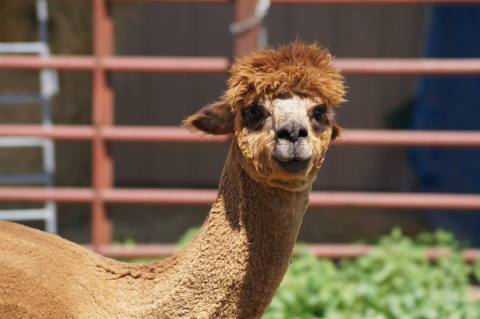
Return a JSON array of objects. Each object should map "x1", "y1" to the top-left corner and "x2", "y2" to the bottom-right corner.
[
  {"x1": 177, "y1": 227, "x2": 200, "y2": 249},
  {"x1": 414, "y1": 229, "x2": 463, "y2": 249},
  {"x1": 264, "y1": 229, "x2": 480, "y2": 319},
  {"x1": 112, "y1": 238, "x2": 137, "y2": 247},
  {"x1": 474, "y1": 260, "x2": 480, "y2": 283}
]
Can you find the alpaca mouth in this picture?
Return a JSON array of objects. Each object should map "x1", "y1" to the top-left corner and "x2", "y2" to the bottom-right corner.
[
  {"x1": 274, "y1": 158, "x2": 310, "y2": 173},
  {"x1": 272, "y1": 144, "x2": 312, "y2": 173}
]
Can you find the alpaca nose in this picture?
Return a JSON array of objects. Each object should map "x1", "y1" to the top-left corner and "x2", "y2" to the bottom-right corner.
[{"x1": 275, "y1": 123, "x2": 308, "y2": 143}]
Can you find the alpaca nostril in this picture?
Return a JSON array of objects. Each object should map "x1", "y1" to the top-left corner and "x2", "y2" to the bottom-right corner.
[
  {"x1": 276, "y1": 125, "x2": 308, "y2": 143},
  {"x1": 298, "y1": 127, "x2": 308, "y2": 138},
  {"x1": 276, "y1": 128, "x2": 291, "y2": 141}
]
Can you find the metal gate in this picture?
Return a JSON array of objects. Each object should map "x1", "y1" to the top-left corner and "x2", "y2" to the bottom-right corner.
[{"x1": 0, "y1": 0, "x2": 479, "y2": 260}]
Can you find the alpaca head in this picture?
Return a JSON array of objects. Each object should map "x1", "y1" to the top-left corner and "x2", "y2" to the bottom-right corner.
[{"x1": 183, "y1": 42, "x2": 346, "y2": 191}]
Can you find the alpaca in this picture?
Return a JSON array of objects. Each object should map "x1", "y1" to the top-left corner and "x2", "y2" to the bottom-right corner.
[{"x1": 0, "y1": 42, "x2": 345, "y2": 319}]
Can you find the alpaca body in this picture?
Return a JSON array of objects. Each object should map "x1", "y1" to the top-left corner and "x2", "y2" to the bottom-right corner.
[
  {"x1": 0, "y1": 146, "x2": 309, "y2": 319},
  {"x1": 0, "y1": 221, "x2": 130, "y2": 319}
]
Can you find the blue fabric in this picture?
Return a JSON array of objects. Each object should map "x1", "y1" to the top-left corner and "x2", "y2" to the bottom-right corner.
[{"x1": 410, "y1": 6, "x2": 480, "y2": 246}]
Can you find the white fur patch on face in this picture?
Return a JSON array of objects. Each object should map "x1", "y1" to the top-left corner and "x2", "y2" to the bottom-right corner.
[
  {"x1": 236, "y1": 94, "x2": 331, "y2": 191},
  {"x1": 270, "y1": 95, "x2": 317, "y2": 130}
]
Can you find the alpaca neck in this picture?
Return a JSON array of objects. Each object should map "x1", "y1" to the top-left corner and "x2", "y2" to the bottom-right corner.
[{"x1": 151, "y1": 144, "x2": 310, "y2": 318}]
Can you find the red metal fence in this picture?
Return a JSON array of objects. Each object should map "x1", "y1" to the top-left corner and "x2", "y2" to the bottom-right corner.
[{"x1": 1, "y1": 0, "x2": 480, "y2": 260}]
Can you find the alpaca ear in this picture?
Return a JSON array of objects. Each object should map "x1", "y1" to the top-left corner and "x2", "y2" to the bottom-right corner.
[{"x1": 182, "y1": 100, "x2": 234, "y2": 135}]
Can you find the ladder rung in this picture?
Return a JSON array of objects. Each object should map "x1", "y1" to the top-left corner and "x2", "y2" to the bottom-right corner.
[
  {"x1": 0, "y1": 208, "x2": 53, "y2": 222},
  {"x1": 0, "y1": 94, "x2": 45, "y2": 105},
  {"x1": 0, "y1": 174, "x2": 51, "y2": 185},
  {"x1": 0, "y1": 137, "x2": 51, "y2": 148},
  {"x1": 0, "y1": 42, "x2": 47, "y2": 54}
]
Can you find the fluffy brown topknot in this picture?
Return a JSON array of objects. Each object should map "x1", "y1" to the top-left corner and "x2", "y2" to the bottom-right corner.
[{"x1": 224, "y1": 42, "x2": 346, "y2": 109}]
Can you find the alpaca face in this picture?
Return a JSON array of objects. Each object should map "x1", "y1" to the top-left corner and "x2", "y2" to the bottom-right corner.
[
  {"x1": 183, "y1": 43, "x2": 346, "y2": 191},
  {"x1": 234, "y1": 94, "x2": 338, "y2": 191},
  {"x1": 182, "y1": 94, "x2": 339, "y2": 191}
]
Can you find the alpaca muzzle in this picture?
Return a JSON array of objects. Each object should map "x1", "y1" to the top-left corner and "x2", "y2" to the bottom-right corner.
[{"x1": 272, "y1": 139, "x2": 313, "y2": 173}]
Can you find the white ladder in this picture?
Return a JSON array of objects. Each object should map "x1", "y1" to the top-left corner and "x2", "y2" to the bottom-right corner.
[{"x1": 0, "y1": 0, "x2": 59, "y2": 233}]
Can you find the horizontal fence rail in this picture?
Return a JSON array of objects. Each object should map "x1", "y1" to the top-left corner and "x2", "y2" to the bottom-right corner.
[
  {"x1": 2, "y1": 56, "x2": 480, "y2": 74},
  {"x1": 103, "y1": 56, "x2": 230, "y2": 72},
  {"x1": 83, "y1": 0, "x2": 480, "y2": 4},
  {"x1": 89, "y1": 243, "x2": 480, "y2": 262},
  {"x1": 271, "y1": 0, "x2": 480, "y2": 4},
  {"x1": 336, "y1": 58, "x2": 480, "y2": 75},
  {"x1": 0, "y1": 56, "x2": 94, "y2": 71},
  {"x1": 336, "y1": 129, "x2": 480, "y2": 147},
  {"x1": 0, "y1": 125, "x2": 480, "y2": 146},
  {"x1": 1, "y1": 187, "x2": 480, "y2": 210},
  {"x1": 0, "y1": 56, "x2": 229, "y2": 73}
]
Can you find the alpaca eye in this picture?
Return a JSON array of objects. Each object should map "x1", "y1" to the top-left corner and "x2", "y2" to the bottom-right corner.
[
  {"x1": 243, "y1": 103, "x2": 266, "y2": 130},
  {"x1": 312, "y1": 105, "x2": 327, "y2": 122},
  {"x1": 244, "y1": 104, "x2": 264, "y2": 122}
]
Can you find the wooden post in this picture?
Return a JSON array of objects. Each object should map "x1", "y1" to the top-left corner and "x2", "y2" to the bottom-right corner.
[{"x1": 234, "y1": 0, "x2": 261, "y2": 58}]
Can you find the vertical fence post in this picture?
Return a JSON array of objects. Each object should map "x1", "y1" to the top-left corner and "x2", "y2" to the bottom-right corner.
[
  {"x1": 92, "y1": 0, "x2": 114, "y2": 249},
  {"x1": 234, "y1": 0, "x2": 261, "y2": 58}
]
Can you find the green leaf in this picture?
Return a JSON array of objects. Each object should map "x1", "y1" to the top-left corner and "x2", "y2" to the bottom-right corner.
[{"x1": 264, "y1": 229, "x2": 479, "y2": 319}]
